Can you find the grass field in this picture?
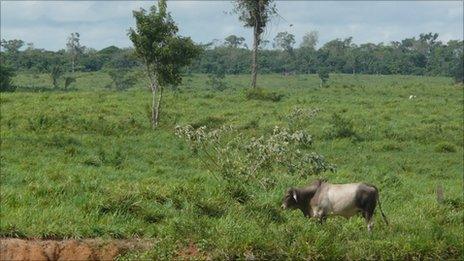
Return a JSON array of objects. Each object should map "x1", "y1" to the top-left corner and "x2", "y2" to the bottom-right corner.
[{"x1": 1, "y1": 72, "x2": 463, "y2": 259}]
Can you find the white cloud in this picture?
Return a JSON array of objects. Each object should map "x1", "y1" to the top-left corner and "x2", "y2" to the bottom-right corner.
[{"x1": 1, "y1": 0, "x2": 462, "y2": 51}]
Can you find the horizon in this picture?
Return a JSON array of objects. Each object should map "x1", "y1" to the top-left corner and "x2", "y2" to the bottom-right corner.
[{"x1": 1, "y1": 0, "x2": 463, "y2": 51}]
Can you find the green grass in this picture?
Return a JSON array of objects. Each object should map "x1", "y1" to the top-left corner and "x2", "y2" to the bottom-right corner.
[{"x1": 1, "y1": 72, "x2": 463, "y2": 259}]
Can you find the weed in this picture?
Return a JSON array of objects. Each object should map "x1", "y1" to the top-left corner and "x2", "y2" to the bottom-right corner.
[{"x1": 325, "y1": 113, "x2": 357, "y2": 139}]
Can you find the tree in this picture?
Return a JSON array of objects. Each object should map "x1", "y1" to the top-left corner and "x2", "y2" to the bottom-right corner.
[
  {"x1": 300, "y1": 31, "x2": 319, "y2": 50},
  {"x1": 273, "y1": 31, "x2": 295, "y2": 53},
  {"x1": 224, "y1": 35, "x2": 246, "y2": 48},
  {"x1": 234, "y1": 0, "x2": 277, "y2": 88},
  {"x1": 1, "y1": 39, "x2": 24, "y2": 54},
  {"x1": 129, "y1": 0, "x2": 201, "y2": 128},
  {"x1": 66, "y1": 32, "x2": 83, "y2": 73}
]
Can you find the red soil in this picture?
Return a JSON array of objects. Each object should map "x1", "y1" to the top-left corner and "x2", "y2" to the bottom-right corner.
[{"x1": 0, "y1": 238, "x2": 151, "y2": 261}]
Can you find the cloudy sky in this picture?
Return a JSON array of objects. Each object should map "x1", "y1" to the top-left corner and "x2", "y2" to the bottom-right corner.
[{"x1": 1, "y1": 1, "x2": 462, "y2": 51}]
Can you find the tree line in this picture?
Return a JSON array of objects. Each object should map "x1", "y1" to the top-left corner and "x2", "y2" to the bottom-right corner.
[{"x1": 2, "y1": 32, "x2": 462, "y2": 81}]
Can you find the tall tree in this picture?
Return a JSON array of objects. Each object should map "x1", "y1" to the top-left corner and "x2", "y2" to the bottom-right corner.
[
  {"x1": 300, "y1": 31, "x2": 319, "y2": 50},
  {"x1": 0, "y1": 39, "x2": 24, "y2": 54},
  {"x1": 234, "y1": 0, "x2": 277, "y2": 88},
  {"x1": 66, "y1": 32, "x2": 83, "y2": 73},
  {"x1": 224, "y1": 35, "x2": 246, "y2": 48},
  {"x1": 129, "y1": 0, "x2": 201, "y2": 128},
  {"x1": 273, "y1": 31, "x2": 295, "y2": 53}
]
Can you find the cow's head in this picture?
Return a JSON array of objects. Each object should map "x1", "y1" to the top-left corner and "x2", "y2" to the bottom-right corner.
[
  {"x1": 281, "y1": 179, "x2": 325, "y2": 213},
  {"x1": 281, "y1": 188, "x2": 299, "y2": 210}
]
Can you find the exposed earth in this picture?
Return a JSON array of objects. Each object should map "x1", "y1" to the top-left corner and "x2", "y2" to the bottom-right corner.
[{"x1": 0, "y1": 238, "x2": 152, "y2": 261}]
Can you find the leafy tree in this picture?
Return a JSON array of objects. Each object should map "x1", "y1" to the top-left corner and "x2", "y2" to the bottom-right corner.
[
  {"x1": 300, "y1": 31, "x2": 319, "y2": 50},
  {"x1": 129, "y1": 0, "x2": 201, "y2": 128},
  {"x1": 273, "y1": 31, "x2": 295, "y2": 53},
  {"x1": 321, "y1": 37, "x2": 355, "y2": 73},
  {"x1": 0, "y1": 62, "x2": 16, "y2": 92},
  {"x1": 224, "y1": 35, "x2": 246, "y2": 48},
  {"x1": 1, "y1": 39, "x2": 24, "y2": 54},
  {"x1": 234, "y1": 0, "x2": 277, "y2": 88},
  {"x1": 66, "y1": 32, "x2": 84, "y2": 73}
]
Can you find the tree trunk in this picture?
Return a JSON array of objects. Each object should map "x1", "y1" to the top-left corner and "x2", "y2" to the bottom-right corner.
[
  {"x1": 251, "y1": 23, "x2": 258, "y2": 89},
  {"x1": 154, "y1": 85, "x2": 163, "y2": 127},
  {"x1": 151, "y1": 81, "x2": 158, "y2": 128},
  {"x1": 71, "y1": 57, "x2": 75, "y2": 73}
]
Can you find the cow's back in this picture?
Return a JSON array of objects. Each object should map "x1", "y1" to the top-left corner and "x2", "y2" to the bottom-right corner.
[
  {"x1": 329, "y1": 183, "x2": 361, "y2": 217},
  {"x1": 312, "y1": 183, "x2": 364, "y2": 218}
]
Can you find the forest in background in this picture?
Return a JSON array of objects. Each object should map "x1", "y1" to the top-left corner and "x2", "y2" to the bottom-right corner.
[{"x1": 1, "y1": 32, "x2": 463, "y2": 82}]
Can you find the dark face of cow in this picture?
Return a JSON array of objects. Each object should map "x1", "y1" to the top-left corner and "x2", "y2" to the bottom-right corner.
[{"x1": 281, "y1": 188, "x2": 299, "y2": 210}]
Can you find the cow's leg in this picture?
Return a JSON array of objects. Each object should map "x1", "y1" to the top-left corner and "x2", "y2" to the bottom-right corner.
[
  {"x1": 363, "y1": 210, "x2": 374, "y2": 232},
  {"x1": 356, "y1": 187, "x2": 377, "y2": 232},
  {"x1": 362, "y1": 201, "x2": 376, "y2": 232},
  {"x1": 312, "y1": 206, "x2": 326, "y2": 224}
]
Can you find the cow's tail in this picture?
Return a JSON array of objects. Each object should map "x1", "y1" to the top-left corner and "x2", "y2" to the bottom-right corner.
[{"x1": 373, "y1": 186, "x2": 389, "y2": 226}]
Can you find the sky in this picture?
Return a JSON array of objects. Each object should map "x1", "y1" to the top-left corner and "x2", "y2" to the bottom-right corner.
[{"x1": 1, "y1": 0, "x2": 463, "y2": 51}]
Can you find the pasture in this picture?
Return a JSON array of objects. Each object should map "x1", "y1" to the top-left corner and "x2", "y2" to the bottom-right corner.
[{"x1": 1, "y1": 73, "x2": 463, "y2": 259}]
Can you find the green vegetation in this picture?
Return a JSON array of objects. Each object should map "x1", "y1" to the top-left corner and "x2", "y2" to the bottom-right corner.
[
  {"x1": 0, "y1": 63, "x2": 16, "y2": 92},
  {"x1": 1, "y1": 72, "x2": 463, "y2": 259},
  {"x1": 129, "y1": 0, "x2": 201, "y2": 128},
  {"x1": 2, "y1": 32, "x2": 463, "y2": 83}
]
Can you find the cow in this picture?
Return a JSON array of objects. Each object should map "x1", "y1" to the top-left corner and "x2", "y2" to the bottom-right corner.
[{"x1": 281, "y1": 180, "x2": 388, "y2": 231}]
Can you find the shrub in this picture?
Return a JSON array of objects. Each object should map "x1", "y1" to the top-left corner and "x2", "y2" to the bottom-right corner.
[
  {"x1": 64, "y1": 76, "x2": 76, "y2": 89},
  {"x1": 246, "y1": 88, "x2": 284, "y2": 102},
  {"x1": 175, "y1": 125, "x2": 335, "y2": 193},
  {"x1": 326, "y1": 113, "x2": 356, "y2": 139},
  {"x1": 207, "y1": 71, "x2": 227, "y2": 91},
  {"x1": 106, "y1": 69, "x2": 137, "y2": 91},
  {"x1": 0, "y1": 63, "x2": 16, "y2": 92},
  {"x1": 318, "y1": 67, "x2": 330, "y2": 87},
  {"x1": 50, "y1": 65, "x2": 63, "y2": 88},
  {"x1": 284, "y1": 107, "x2": 321, "y2": 130}
]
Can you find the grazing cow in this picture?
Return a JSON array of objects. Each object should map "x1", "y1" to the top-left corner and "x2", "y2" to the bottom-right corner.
[{"x1": 281, "y1": 180, "x2": 388, "y2": 231}]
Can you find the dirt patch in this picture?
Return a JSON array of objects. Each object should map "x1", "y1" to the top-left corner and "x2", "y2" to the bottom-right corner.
[
  {"x1": 175, "y1": 242, "x2": 209, "y2": 260},
  {"x1": 0, "y1": 238, "x2": 152, "y2": 261}
]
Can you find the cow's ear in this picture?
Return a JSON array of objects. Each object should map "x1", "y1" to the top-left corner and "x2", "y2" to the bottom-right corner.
[{"x1": 293, "y1": 191, "x2": 298, "y2": 202}]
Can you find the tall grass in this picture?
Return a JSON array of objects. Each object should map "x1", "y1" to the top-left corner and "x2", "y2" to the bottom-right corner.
[{"x1": 1, "y1": 73, "x2": 463, "y2": 259}]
